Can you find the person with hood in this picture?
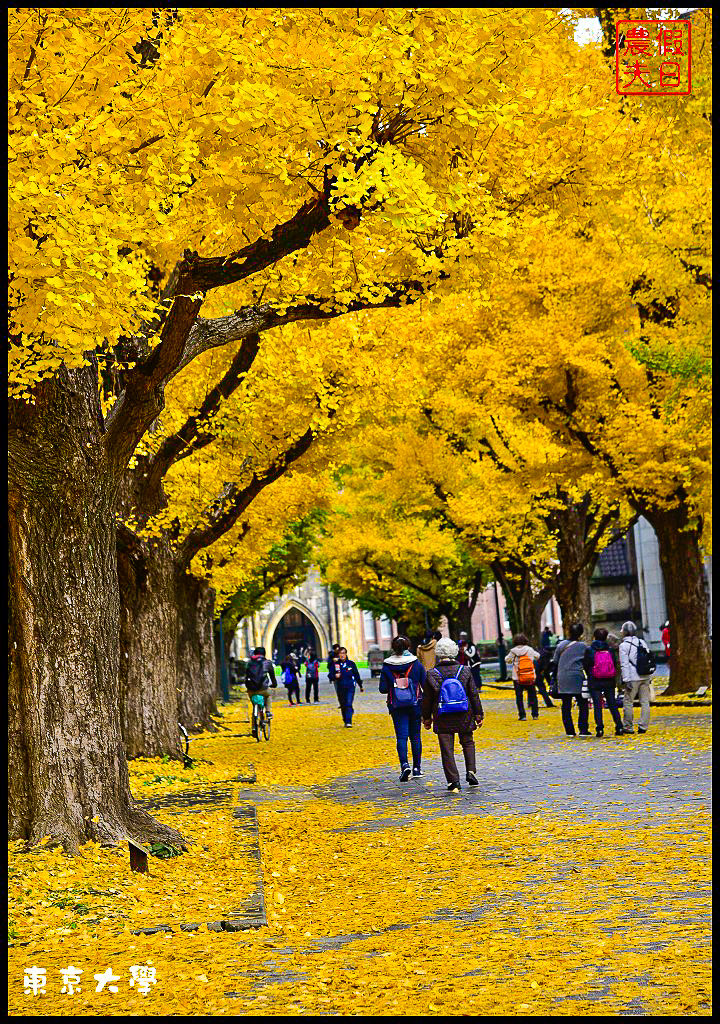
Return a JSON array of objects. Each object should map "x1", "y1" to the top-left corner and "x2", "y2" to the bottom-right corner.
[
  {"x1": 245, "y1": 646, "x2": 277, "y2": 718},
  {"x1": 422, "y1": 637, "x2": 484, "y2": 792},
  {"x1": 379, "y1": 635, "x2": 428, "y2": 781},
  {"x1": 333, "y1": 646, "x2": 364, "y2": 727},
  {"x1": 505, "y1": 633, "x2": 541, "y2": 720},
  {"x1": 417, "y1": 629, "x2": 442, "y2": 672},
  {"x1": 583, "y1": 628, "x2": 625, "y2": 736},
  {"x1": 619, "y1": 621, "x2": 655, "y2": 735},
  {"x1": 552, "y1": 623, "x2": 590, "y2": 737}
]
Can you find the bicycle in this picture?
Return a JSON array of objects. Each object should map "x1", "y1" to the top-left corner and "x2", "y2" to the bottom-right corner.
[{"x1": 250, "y1": 693, "x2": 271, "y2": 742}]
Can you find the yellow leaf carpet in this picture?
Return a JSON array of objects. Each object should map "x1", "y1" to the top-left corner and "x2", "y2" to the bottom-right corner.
[{"x1": 9, "y1": 686, "x2": 711, "y2": 1016}]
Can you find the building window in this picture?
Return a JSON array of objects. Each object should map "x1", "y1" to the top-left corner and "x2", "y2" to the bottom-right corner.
[
  {"x1": 380, "y1": 616, "x2": 392, "y2": 640},
  {"x1": 363, "y1": 611, "x2": 376, "y2": 640}
]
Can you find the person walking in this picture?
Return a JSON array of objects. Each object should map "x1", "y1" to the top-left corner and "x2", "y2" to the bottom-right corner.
[
  {"x1": 552, "y1": 623, "x2": 590, "y2": 737},
  {"x1": 505, "y1": 634, "x2": 541, "y2": 721},
  {"x1": 327, "y1": 643, "x2": 341, "y2": 707},
  {"x1": 379, "y1": 635, "x2": 427, "y2": 781},
  {"x1": 333, "y1": 647, "x2": 364, "y2": 727},
  {"x1": 245, "y1": 646, "x2": 277, "y2": 718},
  {"x1": 281, "y1": 654, "x2": 301, "y2": 705},
  {"x1": 661, "y1": 621, "x2": 671, "y2": 661},
  {"x1": 619, "y1": 621, "x2": 656, "y2": 735},
  {"x1": 417, "y1": 629, "x2": 442, "y2": 672},
  {"x1": 422, "y1": 637, "x2": 484, "y2": 792},
  {"x1": 583, "y1": 628, "x2": 625, "y2": 737},
  {"x1": 535, "y1": 626, "x2": 557, "y2": 707},
  {"x1": 458, "y1": 631, "x2": 484, "y2": 693},
  {"x1": 304, "y1": 649, "x2": 321, "y2": 703}
]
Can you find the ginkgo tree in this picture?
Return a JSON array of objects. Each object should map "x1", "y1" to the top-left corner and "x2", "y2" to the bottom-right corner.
[
  {"x1": 12, "y1": 8, "x2": 601, "y2": 848},
  {"x1": 116, "y1": 316, "x2": 374, "y2": 759}
]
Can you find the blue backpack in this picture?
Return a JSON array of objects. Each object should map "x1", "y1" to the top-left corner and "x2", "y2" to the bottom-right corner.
[
  {"x1": 437, "y1": 667, "x2": 469, "y2": 714},
  {"x1": 282, "y1": 667, "x2": 295, "y2": 686}
]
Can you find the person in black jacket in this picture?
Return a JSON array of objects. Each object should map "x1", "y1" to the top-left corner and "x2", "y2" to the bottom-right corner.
[
  {"x1": 304, "y1": 649, "x2": 321, "y2": 704},
  {"x1": 379, "y1": 635, "x2": 427, "y2": 781},
  {"x1": 583, "y1": 628, "x2": 625, "y2": 737},
  {"x1": 327, "y1": 643, "x2": 341, "y2": 708},
  {"x1": 245, "y1": 647, "x2": 277, "y2": 718}
]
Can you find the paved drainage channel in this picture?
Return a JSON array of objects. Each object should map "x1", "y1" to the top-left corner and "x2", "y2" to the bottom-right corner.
[{"x1": 133, "y1": 774, "x2": 267, "y2": 935}]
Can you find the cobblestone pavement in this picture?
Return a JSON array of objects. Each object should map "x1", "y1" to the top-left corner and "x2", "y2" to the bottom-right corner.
[
  {"x1": 238, "y1": 684, "x2": 711, "y2": 826},
  {"x1": 224, "y1": 679, "x2": 711, "y2": 1015}
]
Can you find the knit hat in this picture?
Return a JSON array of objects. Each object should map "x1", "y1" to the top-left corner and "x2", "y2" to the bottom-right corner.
[{"x1": 435, "y1": 637, "x2": 459, "y2": 660}]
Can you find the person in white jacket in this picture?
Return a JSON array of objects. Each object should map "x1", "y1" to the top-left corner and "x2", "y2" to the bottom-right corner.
[
  {"x1": 619, "y1": 621, "x2": 653, "y2": 734},
  {"x1": 505, "y1": 634, "x2": 541, "y2": 721}
]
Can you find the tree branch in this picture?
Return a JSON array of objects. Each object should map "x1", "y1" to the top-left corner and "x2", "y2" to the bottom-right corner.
[
  {"x1": 137, "y1": 334, "x2": 261, "y2": 511},
  {"x1": 177, "y1": 426, "x2": 318, "y2": 569}
]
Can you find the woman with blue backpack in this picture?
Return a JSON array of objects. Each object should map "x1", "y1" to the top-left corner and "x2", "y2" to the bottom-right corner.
[
  {"x1": 422, "y1": 637, "x2": 484, "y2": 793},
  {"x1": 583, "y1": 628, "x2": 625, "y2": 737},
  {"x1": 280, "y1": 654, "x2": 301, "y2": 705},
  {"x1": 379, "y1": 635, "x2": 428, "y2": 781}
]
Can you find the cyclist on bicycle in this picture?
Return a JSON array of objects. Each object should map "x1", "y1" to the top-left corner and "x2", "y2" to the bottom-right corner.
[{"x1": 246, "y1": 646, "x2": 277, "y2": 717}]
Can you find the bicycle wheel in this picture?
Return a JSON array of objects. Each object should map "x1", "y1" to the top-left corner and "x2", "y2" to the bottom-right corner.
[
  {"x1": 252, "y1": 706, "x2": 260, "y2": 741},
  {"x1": 262, "y1": 713, "x2": 271, "y2": 741}
]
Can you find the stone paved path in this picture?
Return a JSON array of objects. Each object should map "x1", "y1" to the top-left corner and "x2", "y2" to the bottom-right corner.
[{"x1": 223, "y1": 683, "x2": 712, "y2": 1014}]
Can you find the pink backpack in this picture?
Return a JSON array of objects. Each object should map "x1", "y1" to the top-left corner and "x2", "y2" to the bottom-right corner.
[{"x1": 592, "y1": 649, "x2": 615, "y2": 680}]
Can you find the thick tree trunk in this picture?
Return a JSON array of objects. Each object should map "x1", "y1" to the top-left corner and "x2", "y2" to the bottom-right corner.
[
  {"x1": 554, "y1": 509, "x2": 593, "y2": 635},
  {"x1": 646, "y1": 505, "x2": 711, "y2": 695},
  {"x1": 554, "y1": 567, "x2": 593, "y2": 637},
  {"x1": 492, "y1": 560, "x2": 550, "y2": 646},
  {"x1": 118, "y1": 536, "x2": 183, "y2": 759},
  {"x1": 450, "y1": 600, "x2": 474, "y2": 641},
  {"x1": 8, "y1": 367, "x2": 183, "y2": 851},
  {"x1": 177, "y1": 573, "x2": 219, "y2": 732}
]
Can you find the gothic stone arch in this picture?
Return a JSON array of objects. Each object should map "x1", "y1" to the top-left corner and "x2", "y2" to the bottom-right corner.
[{"x1": 263, "y1": 599, "x2": 330, "y2": 659}]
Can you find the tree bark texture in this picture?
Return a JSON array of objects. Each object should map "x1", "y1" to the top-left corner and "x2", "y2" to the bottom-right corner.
[
  {"x1": 492, "y1": 560, "x2": 552, "y2": 647},
  {"x1": 645, "y1": 504, "x2": 711, "y2": 695},
  {"x1": 118, "y1": 535, "x2": 183, "y2": 759},
  {"x1": 177, "y1": 573, "x2": 219, "y2": 732},
  {"x1": 553, "y1": 506, "x2": 594, "y2": 635},
  {"x1": 118, "y1": 536, "x2": 221, "y2": 755},
  {"x1": 8, "y1": 367, "x2": 183, "y2": 850}
]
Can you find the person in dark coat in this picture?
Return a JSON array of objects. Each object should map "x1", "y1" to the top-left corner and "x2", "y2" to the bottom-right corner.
[
  {"x1": 534, "y1": 626, "x2": 557, "y2": 707},
  {"x1": 552, "y1": 623, "x2": 590, "y2": 736},
  {"x1": 422, "y1": 636, "x2": 484, "y2": 792},
  {"x1": 583, "y1": 628, "x2": 625, "y2": 737},
  {"x1": 333, "y1": 647, "x2": 364, "y2": 726},
  {"x1": 280, "y1": 654, "x2": 301, "y2": 705},
  {"x1": 304, "y1": 649, "x2": 321, "y2": 704},
  {"x1": 327, "y1": 643, "x2": 341, "y2": 707},
  {"x1": 379, "y1": 635, "x2": 428, "y2": 781}
]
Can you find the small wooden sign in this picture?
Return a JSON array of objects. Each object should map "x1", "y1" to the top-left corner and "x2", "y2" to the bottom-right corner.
[{"x1": 129, "y1": 840, "x2": 150, "y2": 874}]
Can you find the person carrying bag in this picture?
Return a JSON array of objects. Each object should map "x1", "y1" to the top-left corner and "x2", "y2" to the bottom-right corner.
[
  {"x1": 422, "y1": 637, "x2": 484, "y2": 792},
  {"x1": 379, "y1": 636, "x2": 427, "y2": 781}
]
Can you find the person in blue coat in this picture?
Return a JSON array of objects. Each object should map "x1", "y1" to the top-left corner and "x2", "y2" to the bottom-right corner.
[
  {"x1": 333, "y1": 647, "x2": 364, "y2": 727},
  {"x1": 379, "y1": 635, "x2": 427, "y2": 781}
]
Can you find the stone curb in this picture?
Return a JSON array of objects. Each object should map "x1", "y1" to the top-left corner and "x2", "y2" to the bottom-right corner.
[{"x1": 130, "y1": 804, "x2": 267, "y2": 934}]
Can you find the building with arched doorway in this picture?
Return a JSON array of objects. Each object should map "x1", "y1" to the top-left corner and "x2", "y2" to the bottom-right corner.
[{"x1": 230, "y1": 569, "x2": 397, "y2": 662}]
